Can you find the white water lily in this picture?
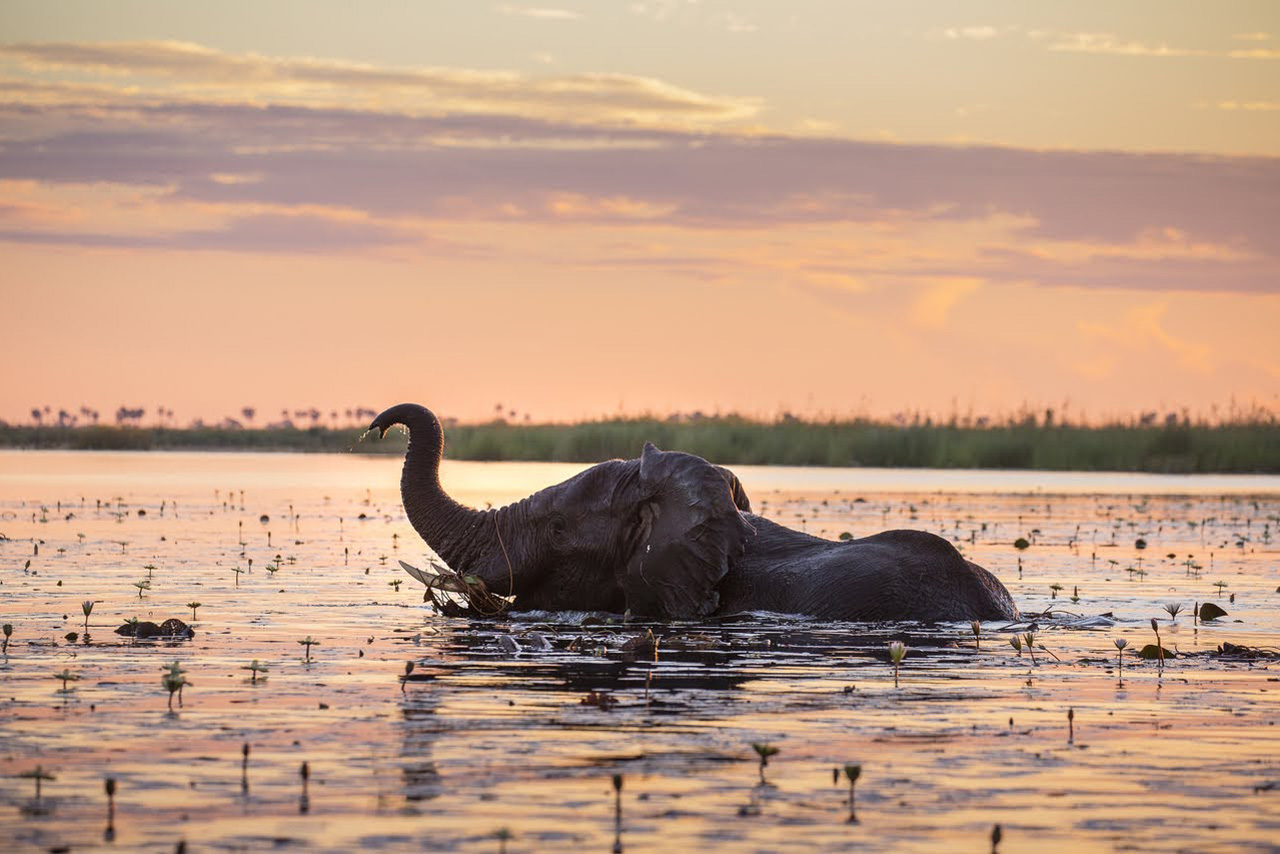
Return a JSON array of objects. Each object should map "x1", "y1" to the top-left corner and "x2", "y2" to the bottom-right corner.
[{"x1": 888, "y1": 640, "x2": 908, "y2": 687}]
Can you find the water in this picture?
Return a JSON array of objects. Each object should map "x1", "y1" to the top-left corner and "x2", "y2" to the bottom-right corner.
[{"x1": 2, "y1": 451, "x2": 1278, "y2": 852}]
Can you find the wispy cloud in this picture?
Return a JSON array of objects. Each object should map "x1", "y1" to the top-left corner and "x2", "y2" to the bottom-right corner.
[
  {"x1": 497, "y1": 5, "x2": 581, "y2": 21},
  {"x1": 0, "y1": 211, "x2": 423, "y2": 254},
  {"x1": 1079, "y1": 302, "x2": 1214, "y2": 374},
  {"x1": 1048, "y1": 32, "x2": 1205, "y2": 57},
  {"x1": 0, "y1": 41, "x2": 758, "y2": 128},
  {"x1": 1227, "y1": 48, "x2": 1280, "y2": 59},
  {"x1": 940, "y1": 26, "x2": 1000, "y2": 41},
  {"x1": 909, "y1": 278, "x2": 982, "y2": 327},
  {"x1": 1049, "y1": 31, "x2": 1280, "y2": 60},
  {"x1": 1217, "y1": 100, "x2": 1280, "y2": 111}
]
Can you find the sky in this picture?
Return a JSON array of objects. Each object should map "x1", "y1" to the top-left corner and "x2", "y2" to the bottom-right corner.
[{"x1": 1, "y1": 0, "x2": 1277, "y2": 427}]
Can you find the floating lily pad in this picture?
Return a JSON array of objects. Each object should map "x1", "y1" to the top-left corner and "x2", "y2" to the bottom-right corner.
[
  {"x1": 1013, "y1": 537, "x2": 1030, "y2": 550},
  {"x1": 1198, "y1": 602, "x2": 1228, "y2": 621},
  {"x1": 1138, "y1": 644, "x2": 1174, "y2": 660}
]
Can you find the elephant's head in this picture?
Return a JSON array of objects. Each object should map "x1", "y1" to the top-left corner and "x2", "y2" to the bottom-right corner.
[{"x1": 370, "y1": 404, "x2": 755, "y2": 619}]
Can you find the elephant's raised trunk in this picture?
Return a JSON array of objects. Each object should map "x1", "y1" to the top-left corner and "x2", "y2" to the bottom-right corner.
[{"x1": 369, "y1": 403, "x2": 503, "y2": 577}]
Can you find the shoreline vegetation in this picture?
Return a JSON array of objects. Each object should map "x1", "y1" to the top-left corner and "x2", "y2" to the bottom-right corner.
[{"x1": 1, "y1": 417, "x2": 1276, "y2": 473}]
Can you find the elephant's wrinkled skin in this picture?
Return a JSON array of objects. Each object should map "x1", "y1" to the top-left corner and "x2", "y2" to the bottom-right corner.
[{"x1": 370, "y1": 403, "x2": 1018, "y2": 622}]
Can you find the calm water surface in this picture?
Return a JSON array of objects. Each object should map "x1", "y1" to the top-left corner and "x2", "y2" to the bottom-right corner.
[{"x1": 1, "y1": 451, "x2": 1278, "y2": 852}]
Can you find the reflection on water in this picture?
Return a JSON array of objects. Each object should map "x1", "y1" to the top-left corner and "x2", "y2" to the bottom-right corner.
[{"x1": 0, "y1": 450, "x2": 1278, "y2": 852}]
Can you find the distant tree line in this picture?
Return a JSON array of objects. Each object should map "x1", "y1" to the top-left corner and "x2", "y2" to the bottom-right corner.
[{"x1": 1, "y1": 410, "x2": 1277, "y2": 473}]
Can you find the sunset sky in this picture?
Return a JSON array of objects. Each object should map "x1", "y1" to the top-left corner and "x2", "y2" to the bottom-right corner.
[{"x1": 1, "y1": 1, "x2": 1277, "y2": 427}]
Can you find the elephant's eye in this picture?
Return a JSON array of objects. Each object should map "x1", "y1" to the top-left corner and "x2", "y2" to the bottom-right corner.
[{"x1": 548, "y1": 516, "x2": 568, "y2": 542}]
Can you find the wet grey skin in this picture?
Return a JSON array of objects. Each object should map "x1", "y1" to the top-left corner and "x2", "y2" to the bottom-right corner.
[{"x1": 369, "y1": 403, "x2": 1018, "y2": 622}]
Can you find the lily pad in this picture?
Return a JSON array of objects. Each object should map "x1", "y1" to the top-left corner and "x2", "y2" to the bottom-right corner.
[
  {"x1": 1138, "y1": 644, "x2": 1174, "y2": 660},
  {"x1": 1013, "y1": 537, "x2": 1030, "y2": 550},
  {"x1": 1198, "y1": 602, "x2": 1228, "y2": 621}
]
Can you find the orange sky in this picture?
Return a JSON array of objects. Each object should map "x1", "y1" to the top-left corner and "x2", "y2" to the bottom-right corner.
[{"x1": 1, "y1": 2, "x2": 1277, "y2": 426}]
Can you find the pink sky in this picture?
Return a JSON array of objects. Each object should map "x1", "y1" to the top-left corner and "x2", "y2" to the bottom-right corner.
[{"x1": 1, "y1": 2, "x2": 1277, "y2": 426}]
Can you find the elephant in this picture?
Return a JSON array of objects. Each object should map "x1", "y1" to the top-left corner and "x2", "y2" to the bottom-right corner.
[{"x1": 369, "y1": 403, "x2": 1018, "y2": 622}]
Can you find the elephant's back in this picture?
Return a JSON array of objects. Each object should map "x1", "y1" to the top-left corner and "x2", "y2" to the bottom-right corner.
[
  {"x1": 844, "y1": 530, "x2": 1018, "y2": 621},
  {"x1": 727, "y1": 525, "x2": 1018, "y2": 621}
]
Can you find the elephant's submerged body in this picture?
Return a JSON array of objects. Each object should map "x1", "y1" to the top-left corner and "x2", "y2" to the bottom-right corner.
[
  {"x1": 721, "y1": 519, "x2": 1016, "y2": 621},
  {"x1": 371, "y1": 403, "x2": 1018, "y2": 623}
]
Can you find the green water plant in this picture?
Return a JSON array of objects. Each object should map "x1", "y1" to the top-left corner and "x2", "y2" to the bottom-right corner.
[
  {"x1": 162, "y1": 660, "x2": 189, "y2": 710},
  {"x1": 1150, "y1": 618, "x2": 1165, "y2": 669},
  {"x1": 299, "y1": 761, "x2": 310, "y2": 814},
  {"x1": 299, "y1": 636, "x2": 319, "y2": 662},
  {"x1": 104, "y1": 777, "x2": 116, "y2": 834},
  {"x1": 2, "y1": 623, "x2": 12, "y2": 654},
  {"x1": 187, "y1": 601, "x2": 201, "y2": 620},
  {"x1": 843, "y1": 762, "x2": 861, "y2": 823},
  {"x1": 1010, "y1": 634, "x2": 1023, "y2": 657},
  {"x1": 611, "y1": 772, "x2": 624, "y2": 851},
  {"x1": 991, "y1": 823, "x2": 1002, "y2": 853},
  {"x1": 1067, "y1": 707, "x2": 1075, "y2": 744},
  {"x1": 133, "y1": 579, "x2": 150, "y2": 598},
  {"x1": 401, "y1": 660, "x2": 414, "y2": 691},
  {"x1": 1164, "y1": 602, "x2": 1183, "y2": 620},
  {"x1": 970, "y1": 620, "x2": 981, "y2": 649},
  {"x1": 1023, "y1": 632, "x2": 1038, "y2": 665},
  {"x1": 242, "y1": 660, "x2": 269, "y2": 683},
  {"x1": 888, "y1": 640, "x2": 907, "y2": 687},
  {"x1": 19, "y1": 765, "x2": 55, "y2": 799},
  {"x1": 54, "y1": 668, "x2": 80, "y2": 693},
  {"x1": 81, "y1": 600, "x2": 94, "y2": 632},
  {"x1": 751, "y1": 742, "x2": 779, "y2": 783}
]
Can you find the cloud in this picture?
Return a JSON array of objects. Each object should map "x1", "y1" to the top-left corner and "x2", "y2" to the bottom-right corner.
[
  {"x1": 1, "y1": 41, "x2": 1276, "y2": 293},
  {"x1": 497, "y1": 5, "x2": 581, "y2": 20},
  {"x1": 1217, "y1": 100, "x2": 1280, "y2": 111},
  {"x1": 0, "y1": 211, "x2": 423, "y2": 254},
  {"x1": 941, "y1": 26, "x2": 1000, "y2": 41},
  {"x1": 1048, "y1": 32, "x2": 1205, "y2": 57},
  {"x1": 1048, "y1": 31, "x2": 1280, "y2": 60},
  {"x1": 1228, "y1": 48, "x2": 1280, "y2": 59},
  {"x1": 0, "y1": 41, "x2": 759, "y2": 128},
  {"x1": 1078, "y1": 302, "x2": 1213, "y2": 374},
  {"x1": 909, "y1": 278, "x2": 981, "y2": 328},
  {"x1": 1, "y1": 98, "x2": 1276, "y2": 291}
]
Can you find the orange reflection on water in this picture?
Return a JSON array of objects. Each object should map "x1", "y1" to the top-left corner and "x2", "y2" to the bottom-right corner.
[{"x1": 0, "y1": 451, "x2": 1277, "y2": 852}]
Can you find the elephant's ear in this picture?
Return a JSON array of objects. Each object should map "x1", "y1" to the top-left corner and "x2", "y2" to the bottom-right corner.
[
  {"x1": 714, "y1": 465, "x2": 752, "y2": 513},
  {"x1": 623, "y1": 443, "x2": 755, "y2": 619}
]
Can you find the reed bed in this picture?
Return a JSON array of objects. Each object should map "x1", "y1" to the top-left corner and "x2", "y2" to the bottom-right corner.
[{"x1": 1, "y1": 419, "x2": 1276, "y2": 473}]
